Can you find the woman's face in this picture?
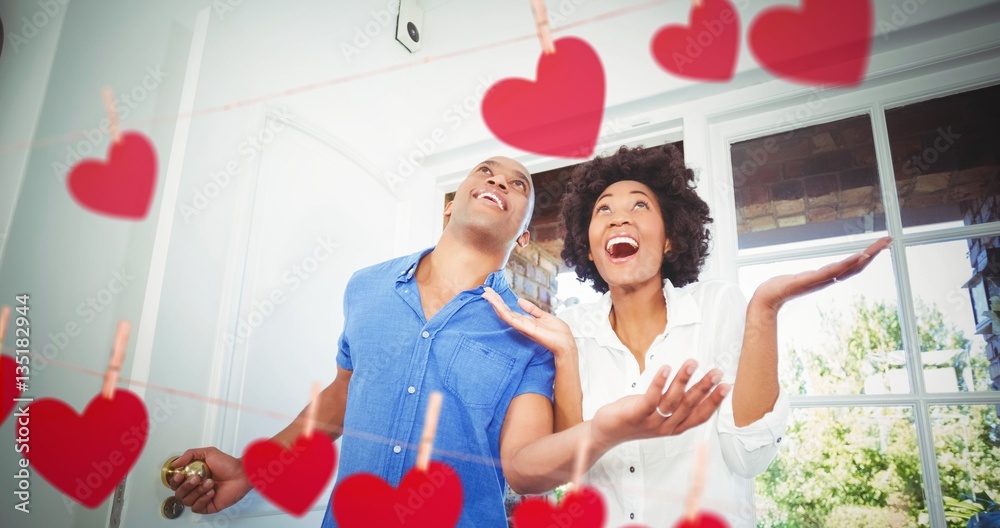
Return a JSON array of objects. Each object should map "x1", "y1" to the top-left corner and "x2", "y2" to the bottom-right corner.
[{"x1": 587, "y1": 180, "x2": 671, "y2": 291}]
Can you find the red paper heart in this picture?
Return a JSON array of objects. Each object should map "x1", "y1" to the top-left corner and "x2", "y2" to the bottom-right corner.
[
  {"x1": 67, "y1": 131, "x2": 157, "y2": 220},
  {"x1": 748, "y1": 0, "x2": 872, "y2": 87},
  {"x1": 651, "y1": 0, "x2": 741, "y2": 81},
  {"x1": 333, "y1": 461, "x2": 463, "y2": 527},
  {"x1": 241, "y1": 434, "x2": 337, "y2": 516},
  {"x1": 481, "y1": 37, "x2": 605, "y2": 158},
  {"x1": 23, "y1": 391, "x2": 148, "y2": 507},
  {"x1": 512, "y1": 486, "x2": 605, "y2": 528},
  {"x1": 2, "y1": 354, "x2": 25, "y2": 424},
  {"x1": 673, "y1": 511, "x2": 730, "y2": 528}
]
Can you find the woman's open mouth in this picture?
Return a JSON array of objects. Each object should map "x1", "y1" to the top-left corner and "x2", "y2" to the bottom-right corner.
[{"x1": 605, "y1": 235, "x2": 639, "y2": 262}]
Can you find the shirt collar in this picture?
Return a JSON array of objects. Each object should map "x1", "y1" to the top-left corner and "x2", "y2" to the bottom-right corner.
[
  {"x1": 581, "y1": 278, "x2": 702, "y2": 342},
  {"x1": 395, "y1": 246, "x2": 511, "y2": 294},
  {"x1": 662, "y1": 278, "x2": 702, "y2": 330},
  {"x1": 396, "y1": 247, "x2": 433, "y2": 283}
]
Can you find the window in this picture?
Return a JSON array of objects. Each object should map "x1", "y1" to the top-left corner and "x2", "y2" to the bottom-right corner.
[
  {"x1": 727, "y1": 85, "x2": 1000, "y2": 527},
  {"x1": 886, "y1": 85, "x2": 1000, "y2": 232},
  {"x1": 732, "y1": 115, "x2": 884, "y2": 250}
]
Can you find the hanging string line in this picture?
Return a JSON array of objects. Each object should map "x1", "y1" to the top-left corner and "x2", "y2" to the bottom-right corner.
[
  {"x1": 0, "y1": 0, "x2": 671, "y2": 155},
  {"x1": 14, "y1": 350, "x2": 745, "y2": 514}
]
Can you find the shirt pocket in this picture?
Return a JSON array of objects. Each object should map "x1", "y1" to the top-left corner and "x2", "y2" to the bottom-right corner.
[{"x1": 444, "y1": 336, "x2": 515, "y2": 409}]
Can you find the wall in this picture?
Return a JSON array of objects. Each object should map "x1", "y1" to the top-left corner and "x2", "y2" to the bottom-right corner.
[
  {"x1": 507, "y1": 242, "x2": 561, "y2": 314},
  {"x1": 964, "y1": 196, "x2": 1000, "y2": 405}
]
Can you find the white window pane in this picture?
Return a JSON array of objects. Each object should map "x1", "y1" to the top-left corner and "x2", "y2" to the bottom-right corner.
[
  {"x1": 907, "y1": 238, "x2": 1000, "y2": 394},
  {"x1": 755, "y1": 406, "x2": 923, "y2": 527},
  {"x1": 739, "y1": 252, "x2": 900, "y2": 396},
  {"x1": 930, "y1": 404, "x2": 1000, "y2": 526},
  {"x1": 886, "y1": 85, "x2": 1000, "y2": 232},
  {"x1": 730, "y1": 115, "x2": 886, "y2": 250}
]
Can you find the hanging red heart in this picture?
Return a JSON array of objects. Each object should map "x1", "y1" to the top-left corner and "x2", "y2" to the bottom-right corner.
[
  {"x1": 241, "y1": 433, "x2": 338, "y2": 517},
  {"x1": 333, "y1": 461, "x2": 463, "y2": 527},
  {"x1": 2, "y1": 354, "x2": 25, "y2": 424},
  {"x1": 481, "y1": 37, "x2": 605, "y2": 158},
  {"x1": 651, "y1": 0, "x2": 741, "y2": 81},
  {"x1": 512, "y1": 486, "x2": 605, "y2": 528},
  {"x1": 748, "y1": 0, "x2": 872, "y2": 87},
  {"x1": 673, "y1": 511, "x2": 730, "y2": 528},
  {"x1": 67, "y1": 131, "x2": 157, "y2": 220},
  {"x1": 23, "y1": 391, "x2": 148, "y2": 507}
]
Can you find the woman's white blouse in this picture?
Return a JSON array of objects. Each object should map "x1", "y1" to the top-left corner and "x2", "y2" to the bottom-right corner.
[{"x1": 557, "y1": 279, "x2": 790, "y2": 527}]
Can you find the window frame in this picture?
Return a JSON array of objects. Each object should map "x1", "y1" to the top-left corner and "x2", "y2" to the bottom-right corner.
[{"x1": 700, "y1": 54, "x2": 1000, "y2": 527}]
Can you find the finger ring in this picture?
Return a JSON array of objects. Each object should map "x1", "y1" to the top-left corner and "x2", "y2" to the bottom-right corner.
[{"x1": 655, "y1": 407, "x2": 673, "y2": 419}]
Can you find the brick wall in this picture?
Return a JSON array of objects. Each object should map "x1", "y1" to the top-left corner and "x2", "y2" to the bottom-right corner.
[
  {"x1": 732, "y1": 114, "x2": 883, "y2": 239},
  {"x1": 963, "y1": 195, "x2": 1000, "y2": 414},
  {"x1": 505, "y1": 241, "x2": 561, "y2": 314},
  {"x1": 526, "y1": 164, "x2": 572, "y2": 264},
  {"x1": 732, "y1": 84, "x2": 1000, "y2": 247}
]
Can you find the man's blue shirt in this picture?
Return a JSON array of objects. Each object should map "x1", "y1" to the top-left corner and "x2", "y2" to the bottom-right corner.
[{"x1": 320, "y1": 248, "x2": 555, "y2": 527}]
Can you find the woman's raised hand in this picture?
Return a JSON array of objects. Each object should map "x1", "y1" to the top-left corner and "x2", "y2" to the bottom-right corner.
[
  {"x1": 482, "y1": 286, "x2": 577, "y2": 359},
  {"x1": 752, "y1": 236, "x2": 892, "y2": 312}
]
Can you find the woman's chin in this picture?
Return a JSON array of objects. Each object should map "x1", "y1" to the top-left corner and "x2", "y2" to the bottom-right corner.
[{"x1": 604, "y1": 272, "x2": 663, "y2": 293}]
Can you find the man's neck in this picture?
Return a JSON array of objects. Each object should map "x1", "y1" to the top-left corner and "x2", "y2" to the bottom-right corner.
[{"x1": 417, "y1": 232, "x2": 511, "y2": 294}]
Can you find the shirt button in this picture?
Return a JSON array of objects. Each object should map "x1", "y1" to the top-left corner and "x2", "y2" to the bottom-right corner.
[
  {"x1": 393, "y1": 445, "x2": 401, "y2": 454},
  {"x1": 629, "y1": 466, "x2": 635, "y2": 473},
  {"x1": 630, "y1": 513, "x2": 635, "y2": 520},
  {"x1": 421, "y1": 331, "x2": 430, "y2": 338},
  {"x1": 631, "y1": 382, "x2": 636, "y2": 388},
  {"x1": 776, "y1": 437, "x2": 782, "y2": 444},
  {"x1": 407, "y1": 386, "x2": 415, "y2": 394}
]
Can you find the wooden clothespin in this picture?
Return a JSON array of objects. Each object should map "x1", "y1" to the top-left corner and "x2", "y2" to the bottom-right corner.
[
  {"x1": 303, "y1": 382, "x2": 321, "y2": 438},
  {"x1": 0, "y1": 306, "x2": 10, "y2": 351},
  {"x1": 101, "y1": 321, "x2": 130, "y2": 399},
  {"x1": 684, "y1": 443, "x2": 711, "y2": 522},
  {"x1": 102, "y1": 88, "x2": 122, "y2": 144},
  {"x1": 415, "y1": 391, "x2": 444, "y2": 471},
  {"x1": 529, "y1": 0, "x2": 556, "y2": 55}
]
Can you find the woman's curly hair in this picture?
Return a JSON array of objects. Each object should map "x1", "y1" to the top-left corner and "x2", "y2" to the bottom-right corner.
[{"x1": 560, "y1": 144, "x2": 712, "y2": 293}]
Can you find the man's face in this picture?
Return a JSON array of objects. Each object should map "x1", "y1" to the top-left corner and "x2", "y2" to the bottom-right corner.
[{"x1": 444, "y1": 156, "x2": 534, "y2": 247}]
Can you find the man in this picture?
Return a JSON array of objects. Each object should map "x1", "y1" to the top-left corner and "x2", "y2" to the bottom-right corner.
[{"x1": 169, "y1": 156, "x2": 727, "y2": 527}]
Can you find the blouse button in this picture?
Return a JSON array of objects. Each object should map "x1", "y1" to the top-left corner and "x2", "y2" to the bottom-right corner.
[
  {"x1": 631, "y1": 382, "x2": 636, "y2": 388},
  {"x1": 629, "y1": 466, "x2": 635, "y2": 473},
  {"x1": 630, "y1": 513, "x2": 635, "y2": 520}
]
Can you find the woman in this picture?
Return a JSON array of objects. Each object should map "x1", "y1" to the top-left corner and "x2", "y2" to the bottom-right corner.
[{"x1": 484, "y1": 144, "x2": 890, "y2": 526}]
